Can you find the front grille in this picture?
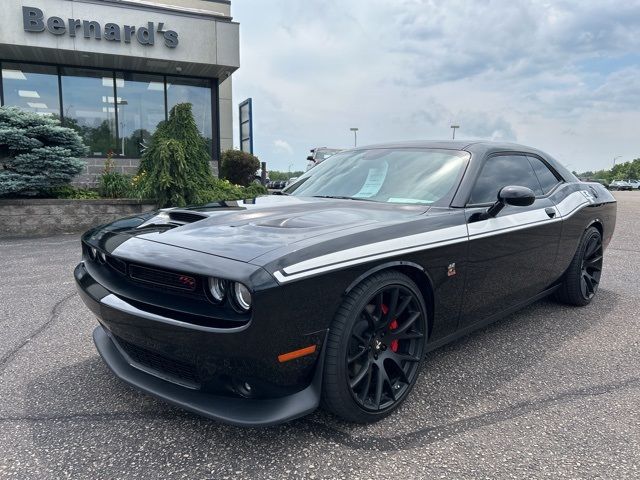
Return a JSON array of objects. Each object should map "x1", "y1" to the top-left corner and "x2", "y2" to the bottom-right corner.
[
  {"x1": 129, "y1": 264, "x2": 198, "y2": 292},
  {"x1": 105, "y1": 255, "x2": 127, "y2": 275},
  {"x1": 114, "y1": 335, "x2": 200, "y2": 386}
]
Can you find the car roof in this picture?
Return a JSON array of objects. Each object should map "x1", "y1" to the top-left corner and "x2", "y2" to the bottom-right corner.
[
  {"x1": 355, "y1": 140, "x2": 544, "y2": 155},
  {"x1": 349, "y1": 140, "x2": 577, "y2": 182}
]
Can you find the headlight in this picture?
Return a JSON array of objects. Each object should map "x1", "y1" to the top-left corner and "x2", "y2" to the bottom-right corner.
[
  {"x1": 208, "y1": 277, "x2": 228, "y2": 303},
  {"x1": 232, "y1": 282, "x2": 252, "y2": 311},
  {"x1": 89, "y1": 247, "x2": 97, "y2": 260},
  {"x1": 98, "y1": 251, "x2": 106, "y2": 263}
]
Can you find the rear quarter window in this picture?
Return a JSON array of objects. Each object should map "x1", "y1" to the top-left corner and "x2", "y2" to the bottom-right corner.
[{"x1": 527, "y1": 156, "x2": 562, "y2": 194}]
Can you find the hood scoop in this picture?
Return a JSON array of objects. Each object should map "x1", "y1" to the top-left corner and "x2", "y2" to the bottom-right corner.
[{"x1": 168, "y1": 210, "x2": 208, "y2": 224}]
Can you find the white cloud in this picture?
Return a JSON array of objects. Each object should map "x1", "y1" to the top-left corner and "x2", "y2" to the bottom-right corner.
[
  {"x1": 273, "y1": 139, "x2": 293, "y2": 155},
  {"x1": 232, "y1": 0, "x2": 640, "y2": 172}
]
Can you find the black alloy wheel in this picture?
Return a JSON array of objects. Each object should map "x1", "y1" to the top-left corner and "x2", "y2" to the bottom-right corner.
[
  {"x1": 322, "y1": 271, "x2": 427, "y2": 423},
  {"x1": 555, "y1": 226, "x2": 603, "y2": 306},
  {"x1": 580, "y1": 233, "x2": 603, "y2": 300}
]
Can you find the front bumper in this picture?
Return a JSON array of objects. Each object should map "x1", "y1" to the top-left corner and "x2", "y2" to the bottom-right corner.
[
  {"x1": 75, "y1": 262, "x2": 327, "y2": 426},
  {"x1": 93, "y1": 326, "x2": 324, "y2": 427}
]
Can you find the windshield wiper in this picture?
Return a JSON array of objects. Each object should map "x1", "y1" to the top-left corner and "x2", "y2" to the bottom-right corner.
[{"x1": 311, "y1": 195, "x2": 376, "y2": 202}]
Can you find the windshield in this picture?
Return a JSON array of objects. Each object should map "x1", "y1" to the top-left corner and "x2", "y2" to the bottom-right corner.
[
  {"x1": 285, "y1": 148, "x2": 469, "y2": 204},
  {"x1": 315, "y1": 149, "x2": 342, "y2": 161}
]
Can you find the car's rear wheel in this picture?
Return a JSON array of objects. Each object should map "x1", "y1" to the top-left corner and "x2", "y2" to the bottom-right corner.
[
  {"x1": 555, "y1": 226, "x2": 603, "y2": 306},
  {"x1": 322, "y1": 271, "x2": 427, "y2": 423}
]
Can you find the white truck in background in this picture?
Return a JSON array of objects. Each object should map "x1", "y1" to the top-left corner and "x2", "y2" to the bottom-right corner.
[{"x1": 306, "y1": 147, "x2": 344, "y2": 171}]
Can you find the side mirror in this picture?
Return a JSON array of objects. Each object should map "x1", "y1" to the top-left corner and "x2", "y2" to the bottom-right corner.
[
  {"x1": 486, "y1": 185, "x2": 535, "y2": 218},
  {"x1": 306, "y1": 155, "x2": 315, "y2": 162}
]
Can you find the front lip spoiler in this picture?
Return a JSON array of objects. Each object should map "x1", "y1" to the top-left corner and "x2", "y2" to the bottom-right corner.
[{"x1": 93, "y1": 326, "x2": 326, "y2": 427}]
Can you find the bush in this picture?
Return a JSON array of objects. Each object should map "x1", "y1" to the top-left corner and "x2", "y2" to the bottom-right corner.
[
  {"x1": 220, "y1": 149, "x2": 261, "y2": 187},
  {"x1": 196, "y1": 178, "x2": 268, "y2": 204},
  {"x1": 137, "y1": 104, "x2": 212, "y2": 207},
  {"x1": 48, "y1": 185, "x2": 100, "y2": 199},
  {"x1": 0, "y1": 107, "x2": 88, "y2": 196},
  {"x1": 98, "y1": 154, "x2": 136, "y2": 198}
]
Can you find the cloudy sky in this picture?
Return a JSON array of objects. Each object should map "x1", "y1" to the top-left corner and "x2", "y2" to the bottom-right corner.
[{"x1": 231, "y1": 0, "x2": 640, "y2": 173}]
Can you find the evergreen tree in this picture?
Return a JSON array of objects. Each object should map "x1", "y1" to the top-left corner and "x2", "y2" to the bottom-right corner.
[
  {"x1": 138, "y1": 103, "x2": 213, "y2": 207},
  {"x1": 0, "y1": 107, "x2": 88, "y2": 196}
]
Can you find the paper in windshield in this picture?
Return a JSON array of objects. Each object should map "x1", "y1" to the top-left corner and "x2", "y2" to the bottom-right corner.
[{"x1": 353, "y1": 162, "x2": 388, "y2": 198}]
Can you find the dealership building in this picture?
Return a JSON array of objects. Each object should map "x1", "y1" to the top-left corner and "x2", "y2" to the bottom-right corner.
[{"x1": 0, "y1": 0, "x2": 239, "y2": 183}]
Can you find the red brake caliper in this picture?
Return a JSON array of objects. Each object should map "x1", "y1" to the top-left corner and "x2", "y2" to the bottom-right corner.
[{"x1": 381, "y1": 304, "x2": 399, "y2": 352}]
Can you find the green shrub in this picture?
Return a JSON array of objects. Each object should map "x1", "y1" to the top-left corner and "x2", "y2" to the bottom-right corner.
[
  {"x1": 48, "y1": 185, "x2": 100, "y2": 199},
  {"x1": 220, "y1": 149, "x2": 261, "y2": 187},
  {"x1": 0, "y1": 107, "x2": 88, "y2": 196},
  {"x1": 99, "y1": 172, "x2": 134, "y2": 198},
  {"x1": 195, "y1": 178, "x2": 268, "y2": 204},
  {"x1": 242, "y1": 183, "x2": 269, "y2": 198},
  {"x1": 98, "y1": 155, "x2": 136, "y2": 198},
  {"x1": 138, "y1": 104, "x2": 212, "y2": 207}
]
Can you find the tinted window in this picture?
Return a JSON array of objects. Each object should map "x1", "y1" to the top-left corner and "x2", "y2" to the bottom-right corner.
[
  {"x1": 528, "y1": 156, "x2": 561, "y2": 194},
  {"x1": 167, "y1": 77, "x2": 213, "y2": 156},
  {"x1": 116, "y1": 72, "x2": 166, "y2": 158},
  {"x1": 61, "y1": 68, "x2": 117, "y2": 156},
  {"x1": 470, "y1": 155, "x2": 542, "y2": 204},
  {"x1": 1, "y1": 63, "x2": 60, "y2": 116}
]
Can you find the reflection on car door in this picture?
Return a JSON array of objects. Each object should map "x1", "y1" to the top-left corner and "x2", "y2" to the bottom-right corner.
[{"x1": 459, "y1": 154, "x2": 563, "y2": 327}]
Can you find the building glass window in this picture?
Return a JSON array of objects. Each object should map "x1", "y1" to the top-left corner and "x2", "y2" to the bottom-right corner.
[
  {"x1": 1, "y1": 61, "x2": 216, "y2": 159},
  {"x1": 115, "y1": 72, "x2": 166, "y2": 158},
  {"x1": 1, "y1": 63, "x2": 60, "y2": 117},
  {"x1": 60, "y1": 67, "x2": 117, "y2": 156},
  {"x1": 167, "y1": 76, "x2": 213, "y2": 154}
]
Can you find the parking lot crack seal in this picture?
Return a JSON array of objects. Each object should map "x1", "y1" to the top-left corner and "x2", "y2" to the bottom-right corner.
[
  {"x1": 304, "y1": 376, "x2": 640, "y2": 451},
  {"x1": 0, "y1": 291, "x2": 76, "y2": 372}
]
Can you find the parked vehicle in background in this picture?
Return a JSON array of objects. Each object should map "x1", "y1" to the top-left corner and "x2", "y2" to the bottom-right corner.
[
  {"x1": 627, "y1": 179, "x2": 640, "y2": 190},
  {"x1": 254, "y1": 169, "x2": 270, "y2": 185},
  {"x1": 581, "y1": 178, "x2": 609, "y2": 189},
  {"x1": 306, "y1": 147, "x2": 344, "y2": 171},
  {"x1": 609, "y1": 180, "x2": 633, "y2": 191},
  {"x1": 269, "y1": 180, "x2": 287, "y2": 190}
]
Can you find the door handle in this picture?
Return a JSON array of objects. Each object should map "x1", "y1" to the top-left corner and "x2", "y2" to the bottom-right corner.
[{"x1": 545, "y1": 208, "x2": 556, "y2": 218}]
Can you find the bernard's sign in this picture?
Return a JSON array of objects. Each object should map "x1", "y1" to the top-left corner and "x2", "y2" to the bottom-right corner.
[{"x1": 22, "y1": 6, "x2": 179, "y2": 48}]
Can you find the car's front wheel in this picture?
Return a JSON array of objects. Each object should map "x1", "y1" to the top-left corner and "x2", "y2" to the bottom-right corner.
[
  {"x1": 555, "y1": 226, "x2": 603, "y2": 306},
  {"x1": 322, "y1": 271, "x2": 427, "y2": 423}
]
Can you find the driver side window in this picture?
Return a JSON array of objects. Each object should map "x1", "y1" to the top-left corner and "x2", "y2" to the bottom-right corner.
[{"x1": 470, "y1": 154, "x2": 543, "y2": 204}]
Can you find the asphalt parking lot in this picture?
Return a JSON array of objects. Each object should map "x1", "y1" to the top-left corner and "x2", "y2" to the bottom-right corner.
[{"x1": 1, "y1": 192, "x2": 639, "y2": 479}]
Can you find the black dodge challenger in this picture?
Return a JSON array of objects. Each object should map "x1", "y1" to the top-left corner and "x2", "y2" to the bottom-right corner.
[{"x1": 75, "y1": 141, "x2": 617, "y2": 426}]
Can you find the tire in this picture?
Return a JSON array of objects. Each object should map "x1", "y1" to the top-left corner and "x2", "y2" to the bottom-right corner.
[
  {"x1": 322, "y1": 271, "x2": 428, "y2": 423},
  {"x1": 555, "y1": 226, "x2": 603, "y2": 306}
]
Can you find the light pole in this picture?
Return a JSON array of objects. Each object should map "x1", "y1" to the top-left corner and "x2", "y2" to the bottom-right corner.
[
  {"x1": 613, "y1": 155, "x2": 622, "y2": 167},
  {"x1": 450, "y1": 125, "x2": 460, "y2": 140},
  {"x1": 350, "y1": 127, "x2": 359, "y2": 147}
]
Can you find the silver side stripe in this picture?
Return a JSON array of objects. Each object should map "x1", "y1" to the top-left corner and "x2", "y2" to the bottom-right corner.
[
  {"x1": 274, "y1": 190, "x2": 593, "y2": 284},
  {"x1": 275, "y1": 224, "x2": 469, "y2": 284}
]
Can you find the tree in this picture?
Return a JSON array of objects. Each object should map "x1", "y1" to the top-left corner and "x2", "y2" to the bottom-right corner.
[
  {"x1": 0, "y1": 107, "x2": 88, "y2": 196},
  {"x1": 138, "y1": 103, "x2": 213, "y2": 207},
  {"x1": 220, "y1": 149, "x2": 260, "y2": 186},
  {"x1": 268, "y1": 170, "x2": 305, "y2": 181},
  {"x1": 576, "y1": 158, "x2": 640, "y2": 183}
]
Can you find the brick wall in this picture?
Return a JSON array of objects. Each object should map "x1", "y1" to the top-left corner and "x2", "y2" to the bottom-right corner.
[{"x1": 0, "y1": 199, "x2": 157, "y2": 238}]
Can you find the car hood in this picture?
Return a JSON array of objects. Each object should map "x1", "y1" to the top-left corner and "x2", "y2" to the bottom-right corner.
[{"x1": 124, "y1": 196, "x2": 430, "y2": 263}]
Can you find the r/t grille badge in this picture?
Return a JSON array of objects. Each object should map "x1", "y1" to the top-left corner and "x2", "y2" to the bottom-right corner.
[{"x1": 178, "y1": 275, "x2": 196, "y2": 289}]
